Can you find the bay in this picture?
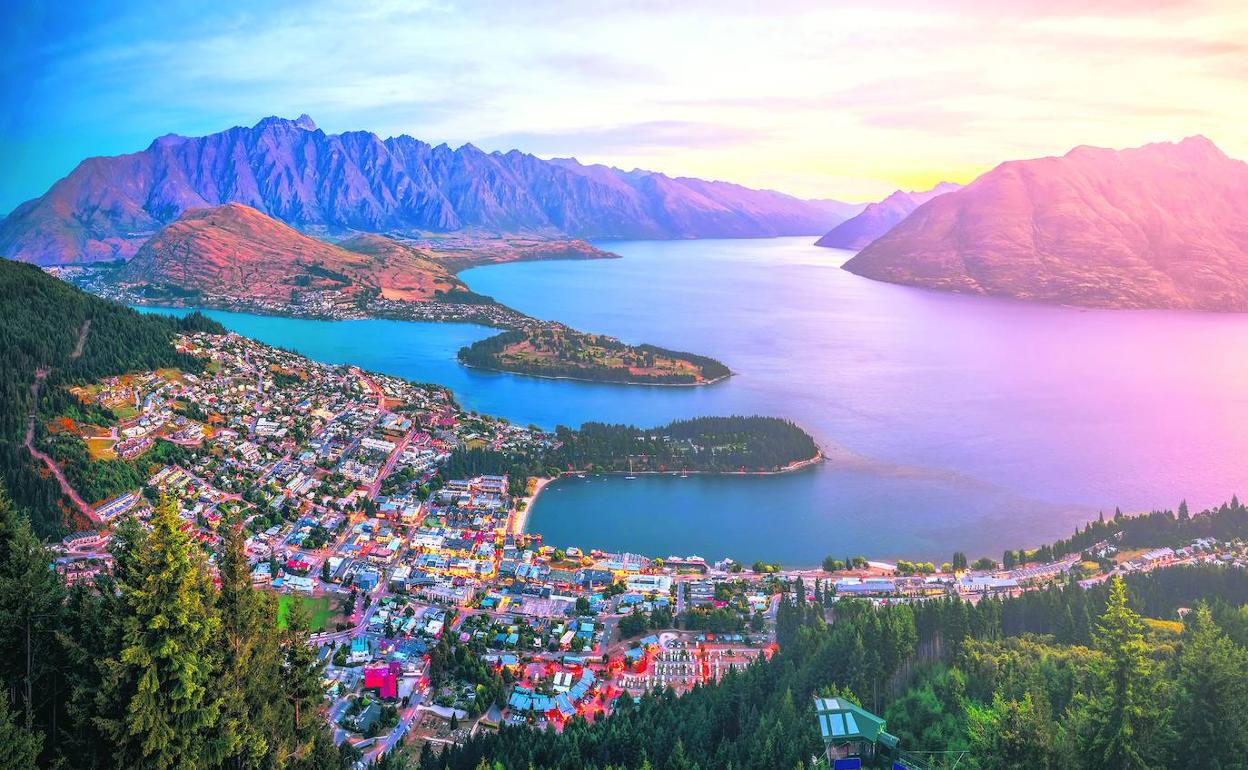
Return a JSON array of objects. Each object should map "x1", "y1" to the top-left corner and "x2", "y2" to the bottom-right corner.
[{"x1": 142, "y1": 237, "x2": 1248, "y2": 564}]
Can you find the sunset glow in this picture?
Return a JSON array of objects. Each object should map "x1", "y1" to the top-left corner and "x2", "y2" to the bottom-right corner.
[{"x1": 4, "y1": 0, "x2": 1246, "y2": 212}]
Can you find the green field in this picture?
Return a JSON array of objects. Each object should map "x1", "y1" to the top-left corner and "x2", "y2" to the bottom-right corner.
[{"x1": 276, "y1": 594, "x2": 335, "y2": 632}]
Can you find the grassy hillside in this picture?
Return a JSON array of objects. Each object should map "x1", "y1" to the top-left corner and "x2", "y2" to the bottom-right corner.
[{"x1": 0, "y1": 259, "x2": 222, "y2": 536}]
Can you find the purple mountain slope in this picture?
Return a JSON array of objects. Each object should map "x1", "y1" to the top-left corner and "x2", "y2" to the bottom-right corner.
[
  {"x1": 815, "y1": 182, "x2": 960, "y2": 250},
  {"x1": 1, "y1": 115, "x2": 848, "y2": 265}
]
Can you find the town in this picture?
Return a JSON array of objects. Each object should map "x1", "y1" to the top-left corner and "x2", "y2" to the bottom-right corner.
[{"x1": 46, "y1": 330, "x2": 1248, "y2": 766}]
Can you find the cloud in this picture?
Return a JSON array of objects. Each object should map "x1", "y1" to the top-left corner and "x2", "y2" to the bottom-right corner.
[
  {"x1": 3, "y1": 0, "x2": 1248, "y2": 209},
  {"x1": 479, "y1": 121, "x2": 769, "y2": 158}
]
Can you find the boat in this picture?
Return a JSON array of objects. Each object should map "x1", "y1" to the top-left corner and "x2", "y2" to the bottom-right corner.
[{"x1": 625, "y1": 475, "x2": 637, "y2": 480}]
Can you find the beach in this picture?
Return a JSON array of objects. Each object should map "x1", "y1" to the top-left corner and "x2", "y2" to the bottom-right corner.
[{"x1": 511, "y1": 476, "x2": 554, "y2": 534}]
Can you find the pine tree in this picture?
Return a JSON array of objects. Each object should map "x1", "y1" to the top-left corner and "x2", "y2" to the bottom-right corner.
[
  {"x1": 0, "y1": 490, "x2": 64, "y2": 741},
  {"x1": 215, "y1": 511, "x2": 273, "y2": 769},
  {"x1": 0, "y1": 697, "x2": 41, "y2": 769},
  {"x1": 1075, "y1": 577, "x2": 1169, "y2": 770},
  {"x1": 1172, "y1": 604, "x2": 1248, "y2": 768},
  {"x1": 967, "y1": 692, "x2": 1055, "y2": 770},
  {"x1": 280, "y1": 596, "x2": 326, "y2": 763},
  {"x1": 96, "y1": 495, "x2": 223, "y2": 770},
  {"x1": 418, "y1": 739, "x2": 437, "y2": 770}
]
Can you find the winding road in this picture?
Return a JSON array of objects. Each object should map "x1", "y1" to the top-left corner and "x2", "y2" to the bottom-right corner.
[{"x1": 24, "y1": 320, "x2": 101, "y2": 525}]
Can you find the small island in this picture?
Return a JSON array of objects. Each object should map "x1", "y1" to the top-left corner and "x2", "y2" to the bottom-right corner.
[{"x1": 457, "y1": 327, "x2": 731, "y2": 385}]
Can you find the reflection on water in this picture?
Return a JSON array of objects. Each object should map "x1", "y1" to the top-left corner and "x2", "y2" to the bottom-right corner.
[{"x1": 141, "y1": 237, "x2": 1248, "y2": 562}]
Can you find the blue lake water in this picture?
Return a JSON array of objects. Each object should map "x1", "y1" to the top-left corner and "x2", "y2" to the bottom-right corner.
[{"x1": 142, "y1": 237, "x2": 1248, "y2": 564}]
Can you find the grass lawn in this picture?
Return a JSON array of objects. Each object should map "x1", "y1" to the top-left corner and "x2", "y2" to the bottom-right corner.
[
  {"x1": 84, "y1": 436, "x2": 118, "y2": 461},
  {"x1": 1112, "y1": 547, "x2": 1152, "y2": 565},
  {"x1": 276, "y1": 594, "x2": 335, "y2": 633}
]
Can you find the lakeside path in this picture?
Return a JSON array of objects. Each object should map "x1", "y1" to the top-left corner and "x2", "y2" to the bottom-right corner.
[{"x1": 517, "y1": 450, "x2": 825, "y2": 534}]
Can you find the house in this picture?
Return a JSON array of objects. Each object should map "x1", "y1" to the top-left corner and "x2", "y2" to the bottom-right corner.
[
  {"x1": 349, "y1": 636, "x2": 372, "y2": 663},
  {"x1": 286, "y1": 574, "x2": 314, "y2": 593},
  {"x1": 351, "y1": 702, "x2": 382, "y2": 733},
  {"x1": 363, "y1": 661, "x2": 401, "y2": 700},
  {"x1": 355, "y1": 569, "x2": 380, "y2": 591}
]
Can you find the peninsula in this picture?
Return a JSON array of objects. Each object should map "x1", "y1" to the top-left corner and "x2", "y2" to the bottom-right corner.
[{"x1": 56, "y1": 203, "x2": 731, "y2": 387}]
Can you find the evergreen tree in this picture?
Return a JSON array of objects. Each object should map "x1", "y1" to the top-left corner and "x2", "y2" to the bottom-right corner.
[
  {"x1": 1074, "y1": 577, "x2": 1170, "y2": 770},
  {"x1": 215, "y1": 512, "x2": 274, "y2": 769},
  {"x1": 0, "y1": 697, "x2": 42, "y2": 770},
  {"x1": 0, "y1": 491, "x2": 64, "y2": 745},
  {"x1": 967, "y1": 692, "x2": 1056, "y2": 770},
  {"x1": 280, "y1": 597, "x2": 327, "y2": 763},
  {"x1": 1172, "y1": 604, "x2": 1248, "y2": 768},
  {"x1": 96, "y1": 496, "x2": 223, "y2": 770}
]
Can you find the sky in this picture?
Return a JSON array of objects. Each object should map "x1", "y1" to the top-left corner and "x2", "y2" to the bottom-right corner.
[{"x1": 2, "y1": 0, "x2": 1246, "y2": 214}]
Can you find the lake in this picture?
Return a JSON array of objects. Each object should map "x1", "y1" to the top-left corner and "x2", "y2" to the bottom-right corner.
[{"x1": 142, "y1": 237, "x2": 1248, "y2": 564}]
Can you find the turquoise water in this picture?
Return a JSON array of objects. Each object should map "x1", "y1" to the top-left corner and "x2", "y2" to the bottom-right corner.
[{"x1": 142, "y1": 237, "x2": 1248, "y2": 563}]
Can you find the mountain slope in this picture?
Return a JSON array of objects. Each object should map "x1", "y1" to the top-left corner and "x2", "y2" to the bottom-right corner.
[
  {"x1": 807, "y1": 198, "x2": 869, "y2": 221},
  {"x1": 0, "y1": 116, "x2": 844, "y2": 265},
  {"x1": 112, "y1": 203, "x2": 466, "y2": 303},
  {"x1": 815, "y1": 182, "x2": 959, "y2": 250},
  {"x1": 843, "y1": 137, "x2": 1248, "y2": 310},
  {"x1": 0, "y1": 258, "x2": 222, "y2": 536}
]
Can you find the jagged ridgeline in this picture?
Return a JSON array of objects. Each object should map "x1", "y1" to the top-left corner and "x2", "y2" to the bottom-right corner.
[{"x1": 0, "y1": 259, "x2": 223, "y2": 536}]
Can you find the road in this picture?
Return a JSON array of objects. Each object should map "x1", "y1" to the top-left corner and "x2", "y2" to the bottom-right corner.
[
  {"x1": 24, "y1": 320, "x2": 101, "y2": 525},
  {"x1": 367, "y1": 424, "x2": 418, "y2": 498},
  {"x1": 362, "y1": 693, "x2": 425, "y2": 765}
]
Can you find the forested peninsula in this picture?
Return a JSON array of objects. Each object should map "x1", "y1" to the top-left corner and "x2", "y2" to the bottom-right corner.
[
  {"x1": 444, "y1": 416, "x2": 821, "y2": 495},
  {"x1": 457, "y1": 328, "x2": 731, "y2": 386}
]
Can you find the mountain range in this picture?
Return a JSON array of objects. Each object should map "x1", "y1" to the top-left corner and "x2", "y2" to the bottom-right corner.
[
  {"x1": 843, "y1": 136, "x2": 1248, "y2": 310},
  {"x1": 815, "y1": 182, "x2": 960, "y2": 250},
  {"x1": 0, "y1": 115, "x2": 846, "y2": 265}
]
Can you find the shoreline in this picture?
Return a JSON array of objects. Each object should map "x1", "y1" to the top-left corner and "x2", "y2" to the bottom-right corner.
[
  {"x1": 127, "y1": 301, "x2": 732, "y2": 388},
  {"x1": 519, "y1": 450, "x2": 825, "y2": 535},
  {"x1": 458, "y1": 359, "x2": 733, "y2": 388},
  {"x1": 512, "y1": 476, "x2": 553, "y2": 534}
]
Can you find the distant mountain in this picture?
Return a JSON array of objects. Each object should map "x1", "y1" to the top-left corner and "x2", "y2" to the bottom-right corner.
[
  {"x1": 0, "y1": 115, "x2": 846, "y2": 265},
  {"x1": 843, "y1": 137, "x2": 1248, "y2": 310},
  {"x1": 112, "y1": 203, "x2": 466, "y2": 303},
  {"x1": 815, "y1": 182, "x2": 960, "y2": 250},
  {"x1": 807, "y1": 198, "x2": 869, "y2": 221}
]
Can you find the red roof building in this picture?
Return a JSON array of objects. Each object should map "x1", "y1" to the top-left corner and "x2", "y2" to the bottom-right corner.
[{"x1": 363, "y1": 661, "x2": 401, "y2": 700}]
